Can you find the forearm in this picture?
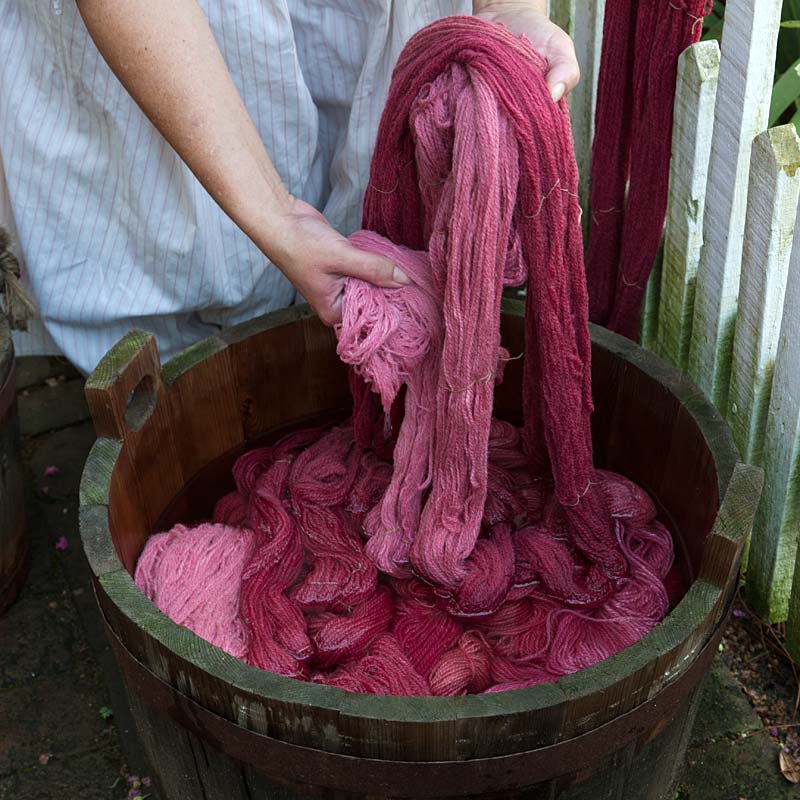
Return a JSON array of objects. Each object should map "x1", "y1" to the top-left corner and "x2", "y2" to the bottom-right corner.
[
  {"x1": 473, "y1": 0, "x2": 548, "y2": 15},
  {"x1": 76, "y1": 0, "x2": 292, "y2": 267}
]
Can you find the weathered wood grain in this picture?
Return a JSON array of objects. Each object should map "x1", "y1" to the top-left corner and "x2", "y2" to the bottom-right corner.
[
  {"x1": 550, "y1": 0, "x2": 605, "y2": 238},
  {"x1": 687, "y1": 0, "x2": 783, "y2": 409},
  {"x1": 106, "y1": 601, "x2": 722, "y2": 799},
  {"x1": 698, "y1": 463, "x2": 764, "y2": 595},
  {"x1": 656, "y1": 41, "x2": 720, "y2": 369},
  {"x1": 726, "y1": 125, "x2": 800, "y2": 466},
  {"x1": 748, "y1": 194, "x2": 800, "y2": 622}
]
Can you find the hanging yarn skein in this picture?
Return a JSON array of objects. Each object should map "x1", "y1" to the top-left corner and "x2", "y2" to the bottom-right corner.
[
  {"x1": 586, "y1": 0, "x2": 710, "y2": 339},
  {"x1": 348, "y1": 14, "x2": 625, "y2": 601},
  {"x1": 135, "y1": 16, "x2": 677, "y2": 696}
]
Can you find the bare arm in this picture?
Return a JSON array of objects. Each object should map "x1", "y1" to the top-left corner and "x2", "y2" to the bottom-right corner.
[
  {"x1": 473, "y1": 0, "x2": 580, "y2": 101},
  {"x1": 76, "y1": 0, "x2": 407, "y2": 325}
]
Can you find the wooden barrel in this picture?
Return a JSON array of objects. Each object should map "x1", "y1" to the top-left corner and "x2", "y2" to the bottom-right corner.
[
  {"x1": 0, "y1": 317, "x2": 27, "y2": 613},
  {"x1": 79, "y1": 301, "x2": 762, "y2": 800}
]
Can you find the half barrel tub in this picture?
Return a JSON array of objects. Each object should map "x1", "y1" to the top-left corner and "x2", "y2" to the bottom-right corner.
[
  {"x1": 79, "y1": 300, "x2": 762, "y2": 800},
  {"x1": 0, "y1": 316, "x2": 27, "y2": 614}
]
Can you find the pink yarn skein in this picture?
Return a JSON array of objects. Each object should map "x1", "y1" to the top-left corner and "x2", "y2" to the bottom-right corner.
[
  {"x1": 135, "y1": 523, "x2": 256, "y2": 659},
  {"x1": 134, "y1": 17, "x2": 677, "y2": 696}
]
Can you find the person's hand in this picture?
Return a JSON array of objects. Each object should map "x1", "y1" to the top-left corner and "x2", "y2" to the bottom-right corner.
[
  {"x1": 76, "y1": 2, "x2": 411, "y2": 330},
  {"x1": 474, "y1": 2, "x2": 580, "y2": 102},
  {"x1": 270, "y1": 198, "x2": 410, "y2": 326}
]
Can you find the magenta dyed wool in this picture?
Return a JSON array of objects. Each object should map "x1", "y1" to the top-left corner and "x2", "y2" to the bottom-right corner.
[
  {"x1": 136, "y1": 17, "x2": 677, "y2": 696},
  {"x1": 586, "y1": 0, "x2": 710, "y2": 337},
  {"x1": 135, "y1": 523, "x2": 256, "y2": 659},
  {"x1": 350, "y1": 15, "x2": 623, "y2": 599}
]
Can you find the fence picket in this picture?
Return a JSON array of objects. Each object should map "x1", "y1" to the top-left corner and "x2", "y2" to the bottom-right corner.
[
  {"x1": 727, "y1": 126, "x2": 800, "y2": 467},
  {"x1": 747, "y1": 196, "x2": 800, "y2": 622},
  {"x1": 686, "y1": 0, "x2": 782, "y2": 409},
  {"x1": 550, "y1": 0, "x2": 605, "y2": 233},
  {"x1": 655, "y1": 41, "x2": 720, "y2": 368}
]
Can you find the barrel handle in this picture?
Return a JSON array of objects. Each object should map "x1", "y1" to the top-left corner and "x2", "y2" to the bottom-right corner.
[{"x1": 84, "y1": 330, "x2": 163, "y2": 442}]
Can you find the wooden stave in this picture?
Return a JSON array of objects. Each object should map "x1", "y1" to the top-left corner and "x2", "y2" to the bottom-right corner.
[{"x1": 102, "y1": 602, "x2": 726, "y2": 798}]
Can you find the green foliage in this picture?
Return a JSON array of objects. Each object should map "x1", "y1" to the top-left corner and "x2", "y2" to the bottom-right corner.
[
  {"x1": 779, "y1": 0, "x2": 800, "y2": 72},
  {"x1": 770, "y1": 57, "x2": 800, "y2": 125},
  {"x1": 703, "y1": 0, "x2": 800, "y2": 134},
  {"x1": 701, "y1": 0, "x2": 725, "y2": 43},
  {"x1": 777, "y1": 0, "x2": 800, "y2": 130}
]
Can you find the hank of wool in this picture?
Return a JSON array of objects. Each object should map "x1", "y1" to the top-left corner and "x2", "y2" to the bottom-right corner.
[
  {"x1": 586, "y1": 0, "x2": 710, "y2": 338},
  {"x1": 135, "y1": 17, "x2": 677, "y2": 695},
  {"x1": 348, "y1": 15, "x2": 623, "y2": 601},
  {"x1": 135, "y1": 522, "x2": 256, "y2": 660}
]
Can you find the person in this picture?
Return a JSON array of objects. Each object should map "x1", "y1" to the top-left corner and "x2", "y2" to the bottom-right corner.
[{"x1": 0, "y1": 1, "x2": 579, "y2": 373}]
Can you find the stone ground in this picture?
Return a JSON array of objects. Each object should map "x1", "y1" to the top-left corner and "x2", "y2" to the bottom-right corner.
[{"x1": 1, "y1": 355, "x2": 799, "y2": 800}]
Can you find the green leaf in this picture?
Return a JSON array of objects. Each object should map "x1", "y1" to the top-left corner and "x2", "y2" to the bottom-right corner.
[
  {"x1": 98, "y1": 705, "x2": 114, "y2": 720},
  {"x1": 791, "y1": 106, "x2": 800, "y2": 136},
  {"x1": 702, "y1": 15, "x2": 724, "y2": 42},
  {"x1": 770, "y1": 58, "x2": 800, "y2": 126},
  {"x1": 702, "y1": 0, "x2": 725, "y2": 41},
  {"x1": 781, "y1": 20, "x2": 800, "y2": 28},
  {"x1": 779, "y1": 2, "x2": 800, "y2": 74}
]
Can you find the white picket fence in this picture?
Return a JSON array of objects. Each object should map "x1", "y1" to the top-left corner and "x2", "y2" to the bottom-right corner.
[{"x1": 556, "y1": 0, "x2": 800, "y2": 657}]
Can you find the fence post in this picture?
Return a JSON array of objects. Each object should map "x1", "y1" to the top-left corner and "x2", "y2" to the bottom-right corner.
[
  {"x1": 747, "y1": 196, "x2": 800, "y2": 622},
  {"x1": 686, "y1": 0, "x2": 783, "y2": 409},
  {"x1": 655, "y1": 41, "x2": 720, "y2": 368},
  {"x1": 550, "y1": 0, "x2": 605, "y2": 231},
  {"x1": 788, "y1": 524, "x2": 800, "y2": 661},
  {"x1": 639, "y1": 250, "x2": 662, "y2": 350},
  {"x1": 727, "y1": 125, "x2": 800, "y2": 467}
]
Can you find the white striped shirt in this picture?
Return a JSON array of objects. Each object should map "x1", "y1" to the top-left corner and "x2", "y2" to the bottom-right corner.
[{"x1": 0, "y1": 0, "x2": 469, "y2": 372}]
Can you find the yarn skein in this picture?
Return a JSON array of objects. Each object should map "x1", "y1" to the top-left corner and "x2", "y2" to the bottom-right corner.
[
  {"x1": 350, "y1": 15, "x2": 623, "y2": 604},
  {"x1": 135, "y1": 17, "x2": 677, "y2": 696},
  {"x1": 586, "y1": 0, "x2": 710, "y2": 337}
]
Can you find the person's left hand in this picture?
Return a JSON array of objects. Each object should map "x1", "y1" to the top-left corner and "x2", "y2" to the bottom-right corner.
[{"x1": 474, "y1": 1, "x2": 580, "y2": 103}]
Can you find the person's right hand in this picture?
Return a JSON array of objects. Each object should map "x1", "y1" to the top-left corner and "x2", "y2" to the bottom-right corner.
[
  {"x1": 77, "y1": 1, "x2": 410, "y2": 330},
  {"x1": 270, "y1": 198, "x2": 410, "y2": 326}
]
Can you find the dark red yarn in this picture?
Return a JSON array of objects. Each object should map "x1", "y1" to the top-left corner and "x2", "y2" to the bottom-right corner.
[
  {"x1": 201, "y1": 420, "x2": 674, "y2": 692},
  {"x1": 136, "y1": 17, "x2": 678, "y2": 695},
  {"x1": 354, "y1": 15, "x2": 625, "y2": 597},
  {"x1": 586, "y1": 0, "x2": 710, "y2": 338}
]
